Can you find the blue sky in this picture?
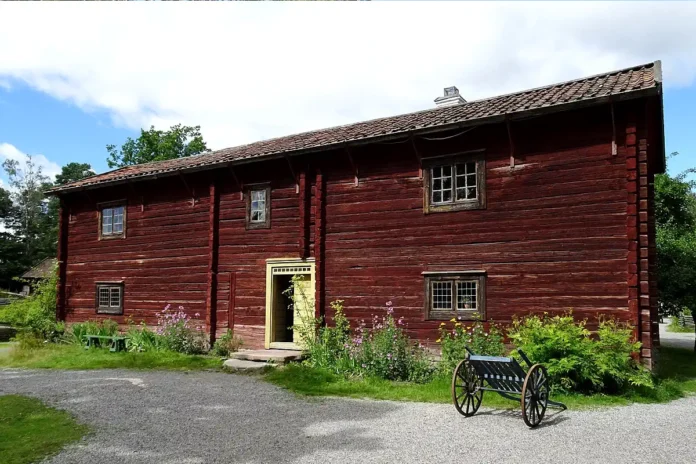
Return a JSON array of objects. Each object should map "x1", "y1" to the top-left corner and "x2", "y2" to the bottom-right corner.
[{"x1": 1, "y1": 3, "x2": 695, "y2": 186}]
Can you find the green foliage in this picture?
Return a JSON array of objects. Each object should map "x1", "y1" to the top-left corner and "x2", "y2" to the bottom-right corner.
[
  {"x1": 507, "y1": 313, "x2": 653, "y2": 393},
  {"x1": 69, "y1": 320, "x2": 119, "y2": 344},
  {"x1": 126, "y1": 323, "x2": 164, "y2": 352},
  {"x1": 667, "y1": 316, "x2": 694, "y2": 333},
  {"x1": 0, "y1": 271, "x2": 61, "y2": 341},
  {"x1": 437, "y1": 318, "x2": 505, "y2": 374},
  {"x1": 654, "y1": 164, "x2": 696, "y2": 319},
  {"x1": 298, "y1": 296, "x2": 433, "y2": 383},
  {"x1": 54, "y1": 162, "x2": 95, "y2": 186},
  {"x1": 0, "y1": 395, "x2": 89, "y2": 464},
  {"x1": 155, "y1": 305, "x2": 209, "y2": 355},
  {"x1": 106, "y1": 124, "x2": 210, "y2": 168},
  {"x1": 211, "y1": 329, "x2": 243, "y2": 357}
]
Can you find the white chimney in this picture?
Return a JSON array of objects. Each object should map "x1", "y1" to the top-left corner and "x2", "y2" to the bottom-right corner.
[{"x1": 434, "y1": 86, "x2": 466, "y2": 107}]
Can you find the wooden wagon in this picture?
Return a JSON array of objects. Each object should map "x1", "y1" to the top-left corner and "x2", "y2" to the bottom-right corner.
[{"x1": 452, "y1": 347, "x2": 567, "y2": 427}]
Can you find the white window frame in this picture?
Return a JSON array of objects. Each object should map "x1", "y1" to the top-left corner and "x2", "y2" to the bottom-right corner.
[
  {"x1": 98, "y1": 201, "x2": 126, "y2": 239},
  {"x1": 423, "y1": 152, "x2": 486, "y2": 214}
]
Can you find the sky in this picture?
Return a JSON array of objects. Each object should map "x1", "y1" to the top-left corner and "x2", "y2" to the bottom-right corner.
[{"x1": 1, "y1": 1, "x2": 695, "y2": 191}]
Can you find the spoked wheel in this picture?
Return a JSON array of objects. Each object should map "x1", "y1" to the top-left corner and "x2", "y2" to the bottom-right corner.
[
  {"x1": 521, "y1": 364, "x2": 549, "y2": 428},
  {"x1": 452, "y1": 357, "x2": 483, "y2": 417}
]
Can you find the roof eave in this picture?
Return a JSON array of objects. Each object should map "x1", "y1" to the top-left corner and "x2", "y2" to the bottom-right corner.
[{"x1": 47, "y1": 86, "x2": 660, "y2": 196}]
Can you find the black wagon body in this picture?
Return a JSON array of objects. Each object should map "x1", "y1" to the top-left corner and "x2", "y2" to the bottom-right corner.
[{"x1": 452, "y1": 347, "x2": 567, "y2": 427}]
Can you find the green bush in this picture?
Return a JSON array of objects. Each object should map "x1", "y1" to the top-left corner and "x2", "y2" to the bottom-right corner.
[
  {"x1": 350, "y1": 302, "x2": 433, "y2": 383},
  {"x1": 0, "y1": 271, "x2": 62, "y2": 342},
  {"x1": 156, "y1": 305, "x2": 208, "y2": 355},
  {"x1": 507, "y1": 313, "x2": 653, "y2": 393},
  {"x1": 211, "y1": 329, "x2": 243, "y2": 357},
  {"x1": 124, "y1": 322, "x2": 163, "y2": 352},
  {"x1": 438, "y1": 318, "x2": 505, "y2": 375},
  {"x1": 298, "y1": 297, "x2": 433, "y2": 383},
  {"x1": 69, "y1": 320, "x2": 119, "y2": 345}
]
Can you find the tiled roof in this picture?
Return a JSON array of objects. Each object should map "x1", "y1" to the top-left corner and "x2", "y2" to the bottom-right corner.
[{"x1": 49, "y1": 61, "x2": 661, "y2": 194}]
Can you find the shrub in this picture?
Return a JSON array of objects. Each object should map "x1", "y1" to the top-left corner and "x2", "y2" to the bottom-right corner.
[
  {"x1": 126, "y1": 323, "x2": 163, "y2": 352},
  {"x1": 211, "y1": 329, "x2": 243, "y2": 357},
  {"x1": 156, "y1": 305, "x2": 208, "y2": 355},
  {"x1": 298, "y1": 297, "x2": 434, "y2": 383},
  {"x1": 438, "y1": 318, "x2": 505, "y2": 374},
  {"x1": 507, "y1": 313, "x2": 653, "y2": 393},
  {"x1": 350, "y1": 302, "x2": 433, "y2": 382},
  {"x1": 0, "y1": 271, "x2": 62, "y2": 341},
  {"x1": 69, "y1": 320, "x2": 119, "y2": 345}
]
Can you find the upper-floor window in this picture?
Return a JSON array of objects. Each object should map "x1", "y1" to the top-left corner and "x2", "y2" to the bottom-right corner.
[
  {"x1": 98, "y1": 202, "x2": 126, "y2": 239},
  {"x1": 246, "y1": 184, "x2": 271, "y2": 229},
  {"x1": 424, "y1": 272, "x2": 486, "y2": 320},
  {"x1": 423, "y1": 152, "x2": 485, "y2": 213}
]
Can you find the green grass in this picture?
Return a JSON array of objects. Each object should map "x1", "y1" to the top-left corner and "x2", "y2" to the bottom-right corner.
[
  {"x1": 0, "y1": 344, "x2": 223, "y2": 371},
  {"x1": 265, "y1": 347, "x2": 696, "y2": 409},
  {"x1": 0, "y1": 395, "x2": 89, "y2": 464}
]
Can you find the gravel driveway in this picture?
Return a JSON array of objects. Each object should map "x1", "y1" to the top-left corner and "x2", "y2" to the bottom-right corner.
[{"x1": 1, "y1": 367, "x2": 695, "y2": 464}]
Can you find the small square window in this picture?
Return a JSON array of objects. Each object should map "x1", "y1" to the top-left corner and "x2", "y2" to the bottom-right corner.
[
  {"x1": 96, "y1": 283, "x2": 124, "y2": 315},
  {"x1": 246, "y1": 185, "x2": 271, "y2": 229},
  {"x1": 99, "y1": 203, "x2": 126, "y2": 239},
  {"x1": 423, "y1": 153, "x2": 485, "y2": 214},
  {"x1": 424, "y1": 273, "x2": 485, "y2": 320}
]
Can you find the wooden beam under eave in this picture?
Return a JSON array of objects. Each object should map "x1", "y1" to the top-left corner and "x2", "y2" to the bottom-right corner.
[
  {"x1": 345, "y1": 147, "x2": 359, "y2": 186},
  {"x1": 227, "y1": 164, "x2": 243, "y2": 200},
  {"x1": 506, "y1": 119, "x2": 515, "y2": 168},
  {"x1": 611, "y1": 103, "x2": 618, "y2": 156},
  {"x1": 411, "y1": 137, "x2": 423, "y2": 179},
  {"x1": 178, "y1": 172, "x2": 196, "y2": 205}
]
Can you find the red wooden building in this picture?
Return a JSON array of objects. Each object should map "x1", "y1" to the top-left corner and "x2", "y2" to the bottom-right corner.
[{"x1": 48, "y1": 62, "x2": 665, "y2": 365}]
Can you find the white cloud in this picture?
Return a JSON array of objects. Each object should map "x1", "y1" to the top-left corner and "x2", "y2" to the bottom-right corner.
[
  {"x1": 0, "y1": 3, "x2": 695, "y2": 150},
  {"x1": 0, "y1": 142, "x2": 62, "y2": 185}
]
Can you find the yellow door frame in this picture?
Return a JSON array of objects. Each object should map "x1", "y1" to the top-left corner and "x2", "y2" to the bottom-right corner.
[{"x1": 265, "y1": 258, "x2": 315, "y2": 349}]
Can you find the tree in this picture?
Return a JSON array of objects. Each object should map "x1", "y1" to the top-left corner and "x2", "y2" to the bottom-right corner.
[
  {"x1": 2, "y1": 156, "x2": 51, "y2": 267},
  {"x1": 654, "y1": 155, "x2": 696, "y2": 350},
  {"x1": 54, "y1": 162, "x2": 95, "y2": 186},
  {"x1": 106, "y1": 124, "x2": 209, "y2": 168}
]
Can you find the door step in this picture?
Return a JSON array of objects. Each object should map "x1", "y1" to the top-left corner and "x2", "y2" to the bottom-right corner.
[{"x1": 224, "y1": 349, "x2": 304, "y2": 370}]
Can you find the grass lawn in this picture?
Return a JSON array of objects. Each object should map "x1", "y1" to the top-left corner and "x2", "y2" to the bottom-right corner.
[
  {"x1": 0, "y1": 395, "x2": 89, "y2": 464},
  {"x1": 265, "y1": 346, "x2": 696, "y2": 409},
  {"x1": 0, "y1": 344, "x2": 223, "y2": 371}
]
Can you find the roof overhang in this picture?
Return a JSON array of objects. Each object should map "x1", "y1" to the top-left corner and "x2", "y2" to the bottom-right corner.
[{"x1": 46, "y1": 86, "x2": 660, "y2": 196}]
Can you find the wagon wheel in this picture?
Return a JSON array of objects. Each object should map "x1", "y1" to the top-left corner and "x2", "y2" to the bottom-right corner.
[
  {"x1": 451, "y1": 357, "x2": 483, "y2": 417},
  {"x1": 521, "y1": 364, "x2": 549, "y2": 428}
]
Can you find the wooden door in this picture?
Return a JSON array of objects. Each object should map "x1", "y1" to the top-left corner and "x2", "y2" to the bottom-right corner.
[{"x1": 292, "y1": 276, "x2": 313, "y2": 346}]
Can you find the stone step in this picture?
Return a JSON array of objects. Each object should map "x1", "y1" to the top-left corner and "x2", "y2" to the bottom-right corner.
[
  {"x1": 222, "y1": 359, "x2": 270, "y2": 371},
  {"x1": 229, "y1": 349, "x2": 304, "y2": 364}
]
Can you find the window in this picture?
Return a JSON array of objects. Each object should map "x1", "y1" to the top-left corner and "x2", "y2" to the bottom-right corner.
[
  {"x1": 95, "y1": 283, "x2": 124, "y2": 315},
  {"x1": 423, "y1": 153, "x2": 485, "y2": 213},
  {"x1": 98, "y1": 202, "x2": 126, "y2": 239},
  {"x1": 245, "y1": 184, "x2": 271, "y2": 229},
  {"x1": 424, "y1": 272, "x2": 485, "y2": 320}
]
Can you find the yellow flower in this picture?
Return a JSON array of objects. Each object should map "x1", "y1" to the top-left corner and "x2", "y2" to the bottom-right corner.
[
  {"x1": 436, "y1": 339, "x2": 441, "y2": 343},
  {"x1": 439, "y1": 322, "x2": 446, "y2": 327},
  {"x1": 455, "y1": 322, "x2": 462, "y2": 327},
  {"x1": 450, "y1": 318, "x2": 456, "y2": 323}
]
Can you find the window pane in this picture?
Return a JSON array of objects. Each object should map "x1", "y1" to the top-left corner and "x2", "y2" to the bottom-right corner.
[
  {"x1": 431, "y1": 165, "x2": 453, "y2": 205},
  {"x1": 455, "y1": 163, "x2": 478, "y2": 201},
  {"x1": 98, "y1": 287, "x2": 110, "y2": 307},
  {"x1": 457, "y1": 281, "x2": 477, "y2": 310},
  {"x1": 432, "y1": 281, "x2": 452, "y2": 310},
  {"x1": 110, "y1": 287, "x2": 121, "y2": 308}
]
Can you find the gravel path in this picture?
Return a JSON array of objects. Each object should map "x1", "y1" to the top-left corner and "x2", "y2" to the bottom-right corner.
[{"x1": 2, "y1": 367, "x2": 696, "y2": 464}]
